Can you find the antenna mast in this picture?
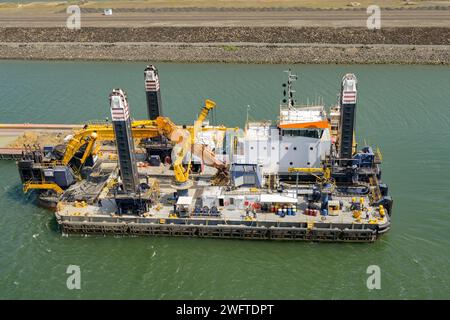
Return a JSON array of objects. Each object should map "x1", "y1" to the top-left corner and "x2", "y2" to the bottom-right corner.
[{"x1": 282, "y1": 69, "x2": 298, "y2": 109}]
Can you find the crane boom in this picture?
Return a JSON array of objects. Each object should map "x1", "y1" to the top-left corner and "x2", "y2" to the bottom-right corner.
[
  {"x1": 169, "y1": 99, "x2": 219, "y2": 185},
  {"x1": 192, "y1": 99, "x2": 216, "y2": 141}
]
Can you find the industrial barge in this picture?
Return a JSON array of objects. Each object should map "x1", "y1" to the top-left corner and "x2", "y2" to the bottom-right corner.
[{"x1": 16, "y1": 66, "x2": 392, "y2": 242}]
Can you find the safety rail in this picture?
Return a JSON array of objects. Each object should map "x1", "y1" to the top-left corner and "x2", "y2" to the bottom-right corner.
[{"x1": 32, "y1": 161, "x2": 65, "y2": 168}]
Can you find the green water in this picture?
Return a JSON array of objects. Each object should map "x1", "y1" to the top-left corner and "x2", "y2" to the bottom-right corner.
[{"x1": 0, "y1": 61, "x2": 449, "y2": 299}]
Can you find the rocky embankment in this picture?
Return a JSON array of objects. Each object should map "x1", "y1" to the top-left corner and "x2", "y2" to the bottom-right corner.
[
  {"x1": 1, "y1": 42, "x2": 449, "y2": 64},
  {"x1": 0, "y1": 27, "x2": 449, "y2": 64},
  {"x1": 1, "y1": 27, "x2": 450, "y2": 44}
]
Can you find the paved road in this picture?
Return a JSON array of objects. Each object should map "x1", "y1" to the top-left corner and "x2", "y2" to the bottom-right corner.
[
  {"x1": 1, "y1": 10, "x2": 449, "y2": 27},
  {"x1": 0, "y1": 124, "x2": 80, "y2": 130}
]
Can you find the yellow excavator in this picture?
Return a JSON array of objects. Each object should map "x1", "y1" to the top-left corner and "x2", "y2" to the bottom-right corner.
[
  {"x1": 62, "y1": 120, "x2": 160, "y2": 167},
  {"x1": 51, "y1": 99, "x2": 226, "y2": 189},
  {"x1": 34, "y1": 121, "x2": 158, "y2": 189}
]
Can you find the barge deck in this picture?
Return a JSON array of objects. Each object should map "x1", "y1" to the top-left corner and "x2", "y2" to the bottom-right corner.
[
  {"x1": 9, "y1": 67, "x2": 393, "y2": 243},
  {"x1": 55, "y1": 163, "x2": 390, "y2": 242}
]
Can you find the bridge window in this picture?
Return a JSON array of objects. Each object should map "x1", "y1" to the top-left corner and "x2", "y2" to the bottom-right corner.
[{"x1": 282, "y1": 129, "x2": 320, "y2": 139}]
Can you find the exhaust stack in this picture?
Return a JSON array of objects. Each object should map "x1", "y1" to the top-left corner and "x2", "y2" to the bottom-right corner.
[
  {"x1": 338, "y1": 73, "x2": 358, "y2": 165},
  {"x1": 109, "y1": 88, "x2": 140, "y2": 194},
  {"x1": 144, "y1": 65, "x2": 163, "y2": 120}
]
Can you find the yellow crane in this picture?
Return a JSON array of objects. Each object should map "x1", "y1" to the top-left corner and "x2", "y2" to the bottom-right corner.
[
  {"x1": 159, "y1": 99, "x2": 220, "y2": 187},
  {"x1": 154, "y1": 115, "x2": 192, "y2": 185},
  {"x1": 23, "y1": 99, "x2": 230, "y2": 195}
]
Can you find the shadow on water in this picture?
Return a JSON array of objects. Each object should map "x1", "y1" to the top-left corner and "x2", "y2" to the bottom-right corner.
[
  {"x1": 5, "y1": 183, "x2": 35, "y2": 204},
  {"x1": 5, "y1": 182, "x2": 60, "y2": 232},
  {"x1": 47, "y1": 215, "x2": 59, "y2": 233}
]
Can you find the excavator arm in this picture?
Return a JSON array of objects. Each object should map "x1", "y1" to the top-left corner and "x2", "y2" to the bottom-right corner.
[
  {"x1": 78, "y1": 132, "x2": 98, "y2": 165},
  {"x1": 62, "y1": 120, "x2": 160, "y2": 166}
]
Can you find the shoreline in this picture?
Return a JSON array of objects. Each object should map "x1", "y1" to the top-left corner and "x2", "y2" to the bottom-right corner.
[{"x1": 1, "y1": 42, "x2": 449, "y2": 65}]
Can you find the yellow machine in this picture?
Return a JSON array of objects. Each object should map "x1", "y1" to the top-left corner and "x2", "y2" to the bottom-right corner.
[
  {"x1": 78, "y1": 132, "x2": 100, "y2": 165},
  {"x1": 170, "y1": 99, "x2": 217, "y2": 186},
  {"x1": 33, "y1": 100, "x2": 227, "y2": 195},
  {"x1": 62, "y1": 120, "x2": 161, "y2": 166},
  {"x1": 23, "y1": 181, "x2": 64, "y2": 195},
  {"x1": 288, "y1": 167, "x2": 332, "y2": 182},
  {"x1": 22, "y1": 98, "x2": 228, "y2": 197},
  {"x1": 154, "y1": 116, "x2": 192, "y2": 185},
  {"x1": 192, "y1": 99, "x2": 217, "y2": 138},
  {"x1": 159, "y1": 99, "x2": 229, "y2": 187}
]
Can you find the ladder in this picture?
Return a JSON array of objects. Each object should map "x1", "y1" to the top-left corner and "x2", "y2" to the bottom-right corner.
[{"x1": 369, "y1": 175, "x2": 382, "y2": 203}]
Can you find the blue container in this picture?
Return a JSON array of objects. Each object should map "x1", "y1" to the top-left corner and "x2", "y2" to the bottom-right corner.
[
  {"x1": 43, "y1": 168, "x2": 55, "y2": 183},
  {"x1": 54, "y1": 166, "x2": 74, "y2": 188},
  {"x1": 321, "y1": 209, "x2": 328, "y2": 216},
  {"x1": 149, "y1": 155, "x2": 161, "y2": 167},
  {"x1": 43, "y1": 146, "x2": 54, "y2": 155},
  {"x1": 287, "y1": 208, "x2": 292, "y2": 216}
]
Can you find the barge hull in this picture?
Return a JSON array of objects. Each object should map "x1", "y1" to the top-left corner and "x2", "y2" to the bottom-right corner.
[{"x1": 57, "y1": 215, "x2": 389, "y2": 243}]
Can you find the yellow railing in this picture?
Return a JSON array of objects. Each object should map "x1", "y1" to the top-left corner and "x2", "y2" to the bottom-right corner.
[{"x1": 376, "y1": 147, "x2": 383, "y2": 162}]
